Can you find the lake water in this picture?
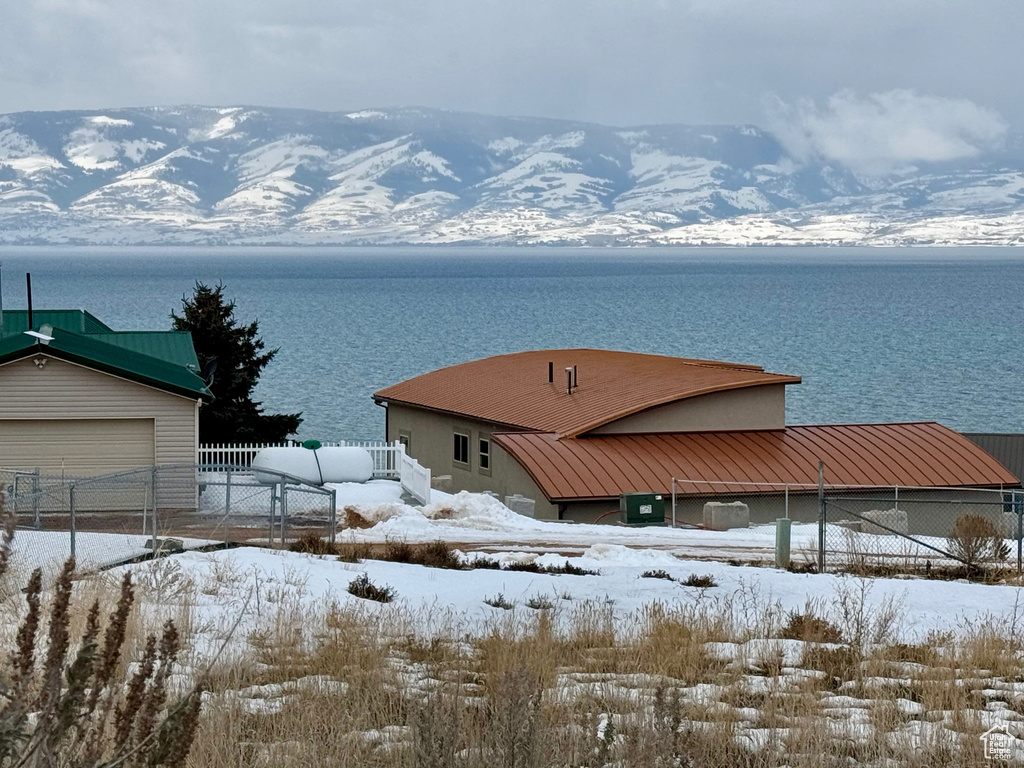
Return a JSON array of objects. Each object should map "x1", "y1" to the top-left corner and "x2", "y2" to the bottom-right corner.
[{"x1": 0, "y1": 246, "x2": 1020, "y2": 440}]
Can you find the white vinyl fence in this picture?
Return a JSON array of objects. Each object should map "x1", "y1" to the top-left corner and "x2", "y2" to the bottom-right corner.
[
  {"x1": 198, "y1": 440, "x2": 431, "y2": 505},
  {"x1": 198, "y1": 440, "x2": 392, "y2": 468},
  {"x1": 397, "y1": 444, "x2": 432, "y2": 506}
]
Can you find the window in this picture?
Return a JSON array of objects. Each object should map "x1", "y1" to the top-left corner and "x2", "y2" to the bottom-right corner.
[
  {"x1": 479, "y1": 438, "x2": 490, "y2": 471},
  {"x1": 398, "y1": 433, "x2": 411, "y2": 450},
  {"x1": 453, "y1": 432, "x2": 469, "y2": 465}
]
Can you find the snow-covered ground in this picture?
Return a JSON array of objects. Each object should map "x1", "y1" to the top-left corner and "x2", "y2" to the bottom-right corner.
[
  {"x1": 105, "y1": 479, "x2": 1024, "y2": 647},
  {"x1": 37, "y1": 482, "x2": 1024, "y2": 763},
  {"x1": 112, "y1": 541, "x2": 1024, "y2": 660},
  {"x1": 336, "y1": 487, "x2": 821, "y2": 560},
  {"x1": 13, "y1": 480, "x2": 1020, "y2": 647},
  {"x1": 9, "y1": 529, "x2": 216, "y2": 575}
]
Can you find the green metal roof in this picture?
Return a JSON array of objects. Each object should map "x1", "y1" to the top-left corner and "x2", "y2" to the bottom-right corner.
[
  {"x1": 0, "y1": 310, "x2": 113, "y2": 336},
  {"x1": 89, "y1": 332, "x2": 201, "y2": 369},
  {"x1": 0, "y1": 327, "x2": 212, "y2": 400},
  {"x1": 0, "y1": 309, "x2": 211, "y2": 401}
]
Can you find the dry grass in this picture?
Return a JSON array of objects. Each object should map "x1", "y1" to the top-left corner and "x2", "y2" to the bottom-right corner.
[
  {"x1": 183, "y1": 567, "x2": 1024, "y2": 768},
  {"x1": 3, "y1": 527, "x2": 1022, "y2": 767},
  {"x1": 173, "y1": 585, "x2": 1024, "y2": 767},
  {"x1": 0, "y1": 561, "x2": 204, "y2": 766},
  {"x1": 947, "y1": 513, "x2": 1011, "y2": 570}
]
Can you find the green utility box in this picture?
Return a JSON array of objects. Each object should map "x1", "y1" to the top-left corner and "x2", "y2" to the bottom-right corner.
[{"x1": 620, "y1": 492, "x2": 666, "y2": 525}]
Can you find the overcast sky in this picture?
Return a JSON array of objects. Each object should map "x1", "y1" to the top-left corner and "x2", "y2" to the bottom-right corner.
[{"x1": 2, "y1": 0, "x2": 1022, "y2": 135}]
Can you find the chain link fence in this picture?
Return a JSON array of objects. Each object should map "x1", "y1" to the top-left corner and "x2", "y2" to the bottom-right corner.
[
  {"x1": 822, "y1": 488, "x2": 1024, "y2": 574},
  {"x1": 1, "y1": 464, "x2": 338, "y2": 579},
  {"x1": 668, "y1": 478, "x2": 1024, "y2": 575}
]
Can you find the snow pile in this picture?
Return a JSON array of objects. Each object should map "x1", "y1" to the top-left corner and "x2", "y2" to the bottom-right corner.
[
  {"x1": 353, "y1": 491, "x2": 550, "y2": 535},
  {"x1": 474, "y1": 544, "x2": 685, "y2": 571},
  {"x1": 572, "y1": 544, "x2": 685, "y2": 569}
]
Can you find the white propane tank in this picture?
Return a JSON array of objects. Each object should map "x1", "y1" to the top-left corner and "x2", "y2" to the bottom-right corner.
[{"x1": 251, "y1": 444, "x2": 374, "y2": 486}]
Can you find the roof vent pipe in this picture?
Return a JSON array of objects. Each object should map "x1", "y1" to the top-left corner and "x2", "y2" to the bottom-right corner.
[
  {"x1": 548, "y1": 361, "x2": 553, "y2": 383},
  {"x1": 565, "y1": 367, "x2": 573, "y2": 394},
  {"x1": 573, "y1": 365, "x2": 577, "y2": 388},
  {"x1": 26, "y1": 273, "x2": 32, "y2": 330}
]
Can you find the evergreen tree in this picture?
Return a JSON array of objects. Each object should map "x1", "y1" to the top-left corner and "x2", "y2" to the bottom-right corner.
[{"x1": 172, "y1": 282, "x2": 302, "y2": 443}]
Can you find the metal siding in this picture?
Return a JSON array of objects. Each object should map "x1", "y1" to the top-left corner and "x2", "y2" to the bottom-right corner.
[
  {"x1": 0, "y1": 418, "x2": 154, "y2": 476},
  {"x1": 493, "y1": 423, "x2": 1019, "y2": 501},
  {"x1": 965, "y1": 434, "x2": 1024, "y2": 485},
  {"x1": 0, "y1": 356, "x2": 197, "y2": 471}
]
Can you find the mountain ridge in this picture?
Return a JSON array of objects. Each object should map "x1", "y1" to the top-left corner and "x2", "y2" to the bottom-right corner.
[{"x1": 1, "y1": 105, "x2": 1022, "y2": 245}]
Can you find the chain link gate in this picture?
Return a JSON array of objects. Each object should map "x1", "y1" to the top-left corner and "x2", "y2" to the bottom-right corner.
[
  {"x1": 2, "y1": 463, "x2": 338, "y2": 580},
  {"x1": 819, "y1": 488, "x2": 1024, "y2": 574}
]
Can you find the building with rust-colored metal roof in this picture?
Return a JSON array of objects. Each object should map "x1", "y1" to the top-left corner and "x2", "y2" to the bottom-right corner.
[
  {"x1": 375, "y1": 349, "x2": 1020, "y2": 526},
  {"x1": 491, "y1": 424, "x2": 1017, "y2": 503},
  {"x1": 374, "y1": 349, "x2": 800, "y2": 438}
]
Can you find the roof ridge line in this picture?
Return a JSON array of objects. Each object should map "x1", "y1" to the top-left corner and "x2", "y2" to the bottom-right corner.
[{"x1": 786, "y1": 421, "x2": 944, "y2": 428}]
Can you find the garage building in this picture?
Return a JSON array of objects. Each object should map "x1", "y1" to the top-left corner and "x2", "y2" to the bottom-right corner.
[{"x1": 0, "y1": 310, "x2": 211, "y2": 489}]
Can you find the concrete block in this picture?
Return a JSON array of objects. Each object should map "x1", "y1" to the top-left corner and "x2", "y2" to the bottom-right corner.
[
  {"x1": 702, "y1": 501, "x2": 750, "y2": 531},
  {"x1": 431, "y1": 475, "x2": 453, "y2": 492},
  {"x1": 145, "y1": 537, "x2": 184, "y2": 554},
  {"x1": 505, "y1": 494, "x2": 536, "y2": 518},
  {"x1": 861, "y1": 508, "x2": 908, "y2": 536}
]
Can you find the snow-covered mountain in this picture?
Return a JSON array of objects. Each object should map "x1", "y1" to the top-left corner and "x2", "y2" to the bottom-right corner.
[{"x1": 1, "y1": 105, "x2": 1023, "y2": 245}]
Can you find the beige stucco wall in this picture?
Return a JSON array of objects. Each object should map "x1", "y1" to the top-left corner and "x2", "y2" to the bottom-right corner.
[
  {"x1": 384, "y1": 403, "x2": 559, "y2": 519},
  {"x1": 0, "y1": 355, "x2": 200, "y2": 509},
  {"x1": 589, "y1": 384, "x2": 786, "y2": 435}
]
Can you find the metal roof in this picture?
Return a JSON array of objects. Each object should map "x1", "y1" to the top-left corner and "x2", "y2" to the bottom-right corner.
[
  {"x1": 1, "y1": 309, "x2": 113, "y2": 336},
  {"x1": 90, "y1": 332, "x2": 201, "y2": 369},
  {"x1": 965, "y1": 434, "x2": 1024, "y2": 487},
  {"x1": 0, "y1": 327, "x2": 212, "y2": 401},
  {"x1": 1, "y1": 311, "x2": 197, "y2": 368},
  {"x1": 374, "y1": 349, "x2": 801, "y2": 438},
  {"x1": 492, "y1": 423, "x2": 1020, "y2": 502}
]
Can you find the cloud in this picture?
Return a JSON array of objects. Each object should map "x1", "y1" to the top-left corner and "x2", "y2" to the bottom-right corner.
[
  {"x1": 2, "y1": 1, "x2": 1024, "y2": 130},
  {"x1": 767, "y1": 90, "x2": 1007, "y2": 175}
]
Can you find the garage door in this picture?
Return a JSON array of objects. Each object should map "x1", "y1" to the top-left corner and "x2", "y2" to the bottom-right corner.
[{"x1": 0, "y1": 419, "x2": 155, "y2": 477}]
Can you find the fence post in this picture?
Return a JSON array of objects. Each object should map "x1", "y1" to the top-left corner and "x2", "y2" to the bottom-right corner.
[
  {"x1": 671, "y1": 477, "x2": 676, "y2": 528},
  {"x1": 329, "y1": 488, "x2": 337, "y2": 545},
  {"x1": 1017, "y1": 490, "x2": 1022, "y2": 576},
  {"x1": 150, "y1": 466, "x2": 159, "y2": 547},
  {"x1": 269, "y1": 484, "x2": 278, "y2": 546},
  {"x1": 817, "y1": 461, "x2": 825, "y2": 572},
  {"x1": 225, "y1": 466, "x2": 232, "y2": 518},
  {"x1": 32, "y1": 468, "x2": 40, "y2": 529},
  {"x1": 280, "y1": 481, "x2": 288, "y2": 548},
  {"x1": 146, "y1": 467, "x2": 153, "y2": 537},
  {"x1": 281, "y1": 483, "x2": 289, "y2": 545},
  {"x1": 69, "y1": 483, "x2": 77, "y2": 561}
]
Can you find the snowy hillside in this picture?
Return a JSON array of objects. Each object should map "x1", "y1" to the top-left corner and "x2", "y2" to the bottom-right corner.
[{"x1": 1, "y1": 105, "x2": 1023, "y2": 245}]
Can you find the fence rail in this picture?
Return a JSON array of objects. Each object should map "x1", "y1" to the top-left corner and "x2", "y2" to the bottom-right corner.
[
  {"x1": 198, "y1": 440, "x2": 391, "y2": 468},
  {"x1": 397, "y1": 446, "x2": 431, "y2": 505},
  {"x1": 197, "y1": 440, "x2": 424, "y2": 493}
]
